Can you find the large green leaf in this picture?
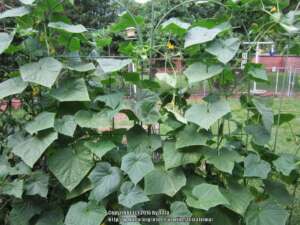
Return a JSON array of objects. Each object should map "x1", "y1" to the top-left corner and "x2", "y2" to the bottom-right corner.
[
  {"x1": 145, "y1": 167, "x2": 186, "y2": 197},
  {"x1": 163, "y1": 141, "x2": 201, "y2": 170},
  {"x1": 253, "y1": 99, "x2": 273, "y2": 132},
  {"x1": 84, "y1": 140, "x2": 116, "y2": 159},
  {"x1": 48, "y1": 22, "x2": 87, "y2": 33},
  {"x1": 186, "y1": 183, "x2": 229, "y2": 210},
  {"x1": 121, "y1": 152, "x2": 154, "y2": 184},
  {"x1": 9, "y1": 200, "x2": 42, "y2": 225},
  {"x1": 176, "y1": 124, "x2": 209, "y2": 149},
  {"x1": 156, "y1": 73, "x2": 177, "y2": 88},
  {"x1": 245, "y1": 200, "x2": 289, "y2": 225},
  {"x1": 48, "y1": 146, "x2": 94, "y2": 191},
  {"x1": 183, "y1": 62, "x2": 223, "y2": 85},
  {"x1": 221, "y1": 182, "x2": 254, "y2": 216},
  {"x1": 12, "y1": 131, "x2": 58, "y2": 168},
  {"x1": 126, "y1": 125, "x2": 162, "y2": 153},
  {"x1": 0, "y1": 179, "x2": 24, "y2": 198},
  {"x1": 244, "y1": 154, "x2": 271, "y2": 179},
  {"x1": 161, "y1": 18, "x2": 190, "y2": 36},
  {"x1": 184, "y1": 27, "x2": 223, "y2": 48},
  {"x1": 94, "y1": 92, "x2": 124, "y2": 109},
  {"x1": 75, "y1": 109, "x2": 115, "y2": 129},
  {"x1": 160, "y1": 201, "x2": 192, "y2": 225},
  {"x1": 205, "y1": 207, "x2": 239, "y2": 225},
  {"x1": 264, "y1": 180, "x2": 293, "y2": 206},
  {"x1": 273, "y1": 154, "x2": 298, "y2": 176},
  {"x1": 65, "y1": 201, "x2": 107, "y2": 225},
  {"x1": 203, "y1": 148, "x2": 244, "y2": 174},
  {"x1": 25, "y1": 112, "x2": 56, "y2": 135},
  {"x1": 54, "y1": 115, "x2": 77, "y2": 137},
  {"x1": 0, "y1": 6, "x2": 30, "y2": 19},
  {"x1": 185, "y1": 99, "x2": 230, "y2": 130},
  {"x1": 206, "y1": 38, "x2": 240, "y2": 64},
  {"x1": 96, "y1": 58, "x2": 132, "y2": 74},
  {"x1": 245, "y1": 124, "x2": 271, "y2": 146},
  {"x1": 89, "y1": 162, "x2": 122, "y2": 202},
  {"x1": 118, "y1": 181, "x2": 149, "y2": 208},
  {"x1": 0, "y1": 32, "x2": 14, "y2": 54},
  {"x1": 36, "y1": 209, "x2": 64, "y2": 225},
  {"x1": 25, "y1": 171, "x2": 49, "y2": 198},
  {"x1": 50, "y1": 78, "x2": 90, "y2": 102},
  {"x1": 20, "y1": 57, "x2": 63, "y2": 88},
  {"x1": 246, "y1": 64, "x2": 268, "y2": 82},
  {"x1": 0, "y1": 77, "x2": 28, "y2": 99},
  {"x1": 121, "y1": 90, "x2": 161, "y2": 125}
]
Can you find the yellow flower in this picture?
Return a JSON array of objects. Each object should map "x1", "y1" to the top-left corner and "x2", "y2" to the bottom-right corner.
[
  {"x1": 32, "y1": 86, "x2": 39, "y2": 96},
  {"x1": 271, "y1": 6, "x2": 277, "y2": 13},
  {"x1": 167, "y1": 41, "x2": 175, "y2": 50}
]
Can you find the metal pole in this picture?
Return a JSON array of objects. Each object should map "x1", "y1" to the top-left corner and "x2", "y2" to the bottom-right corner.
[
  {"x1": 253, "y1": 43, "x2": 260, "y2": 93},
  {"x1": 275, "y1": 69, "x2": 279, "y2": 95}
]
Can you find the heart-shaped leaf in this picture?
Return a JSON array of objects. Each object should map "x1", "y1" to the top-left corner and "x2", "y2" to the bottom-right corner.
[
  {"x1": 0, "y1": 77, "x2": 28, "y2": 99},
  {"x1": 185, "y1": 99, "x2": 230, "y2": 130},
  {"x1": 88, "y1": 162, "x2": 122, "y2": 202},
  {"x1": 245, "y1": 200, "x2": 289, "y2": 225},
  {"x1": 118, "y1": 182, "x2": 149, "y2": 208},
  {"x1": 206, "y1": 38, "x2": 240, "y2": 64},
  {"x1": 186, "y1": 183, "x2": 229, "y2": 210},
  {"x1": 121, "y1": 152, "x2": 154, "y2": 184},
  {"x1": 50, "y1": 78, "x2": 90, "y2": 102},
  {"x1": 184, "y1": 62, "x2": 223, "y2": 84},
  {"x1": 203, "y1": 148, "x2": 244, "y2": 174},
  {"x1": 244, "y1": 154, "x2": 271, "y2": 179},
  {"x1": 48, "y1": 146, "x2": 94, "y2": 191},
  {"x1": 13, "y1": 131, "x2": 58, "y2": 168},
  {"x1": 84, "y1": 140, "x2": 116, "y2": 159},
  {"x1": 65, "y1": 201, "x2": 106, "y2": 225},
  {"x1": 163, "y1": 141, "x2": 201, "y2": 170},
  {"x1": 184, "y1": 27, "x2": 222, "y2": 48},
  {"x1": 20, "y1": 57, "x2": 63, "y2": 88},
  {"x1": 54, "y1": 115, "x2": 77, "y2": 137},
  {"x1": 145, "y1": 167, "x2": 186, "y2": 197},
  {"x1": 273, "y1": 154, "x2": 298, "y2": 176}
]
